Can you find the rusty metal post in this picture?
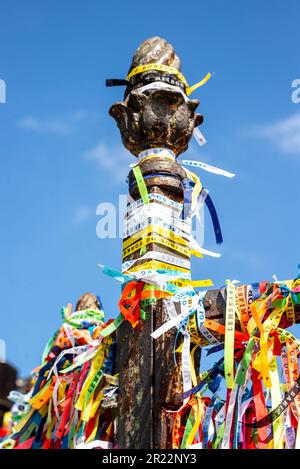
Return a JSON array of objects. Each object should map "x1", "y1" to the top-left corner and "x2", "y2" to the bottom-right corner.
[
  {"x1": 108, "y1": 36, "x2": 203, "y2": 449},
  {"x1": 115, "y1": 309, "x2": 153, "y2": 448}
]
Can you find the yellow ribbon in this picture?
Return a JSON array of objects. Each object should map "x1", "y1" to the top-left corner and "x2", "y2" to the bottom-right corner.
[
  {"x1": 269, "y1": 355, "x2": 285, "y2": 449},
  {"x1": 186, "y1": 397, "x2": 206, "y2": 447},
  {"x1": 126, "y1": 63, "x2": 212, "y2": 96},
  {"x1": 126, "y1": 259, "x2": 189, "y2": 274},
  {"x1": 184, "y1": 167, "x2": 203, "y2": 212},
  {"x1": 123, "y1": 224, "x2": 189, "y2": 249},
  {"x1": 224, "y1": 280, "x2": 238, "y2": 389}
]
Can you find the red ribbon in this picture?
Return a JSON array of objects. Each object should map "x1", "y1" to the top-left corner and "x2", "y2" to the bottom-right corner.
[{"x1": 119, "y1": 280, "x2": 145, "y2": 327}]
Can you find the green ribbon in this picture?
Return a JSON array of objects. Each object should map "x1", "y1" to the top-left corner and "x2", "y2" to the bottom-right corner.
[
  {"x1": 100, "y1": 314, "x2": 124, "y2": 337},
  {"x1": 132, "y1": 165, "x2": 149, "y2": 204},
  {"x1": 61, "y1": 307, "x2": 104, "y2": 328},
  {"x1": 212, "y1": 421, "x2": 225, "y2": 449},
  {"x1": 180, "y1": 412, "x2": 195, "y2": 448},
  {"x1": 235, "y1": 337, "x2": 255, "y2": 386},
  {"x1": 42, "y1": 330, "x2": 59, "y2": 363}
]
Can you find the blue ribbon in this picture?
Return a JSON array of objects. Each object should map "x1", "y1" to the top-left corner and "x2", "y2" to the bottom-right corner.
[
  {"x1": 181, "y1": 178, "x2": 193, "y2": 220},
  {"x1": 279, "y1": 285, "x2": 298, "y2": 304},
  {"x1": 182, "y1": 357, "x2": 224, "y2": 400},
  {"x1": 206, "y1": 344, "x2": 224, "y2": 356},
  {"x1": 203, "y1": 378, "x2": 221, "y2": 448},
  {"x1": 204, "y1": 193, "x2": 223, "y2": 245}
]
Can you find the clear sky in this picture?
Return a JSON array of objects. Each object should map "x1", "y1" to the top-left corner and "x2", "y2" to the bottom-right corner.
[{"x1": 0, "y1": 0, "x2": 300, "y2": 376}]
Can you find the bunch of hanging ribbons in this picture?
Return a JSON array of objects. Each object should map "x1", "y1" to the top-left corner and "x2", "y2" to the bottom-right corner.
[{"x1": 0, "y1": 304, "x2": 117, "y2": 449}]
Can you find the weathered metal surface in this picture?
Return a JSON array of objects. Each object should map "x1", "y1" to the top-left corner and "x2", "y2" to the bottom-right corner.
[
  {"x1": 128, "y1": 156, "x2": 187, "y2": 199},
  {"x1": 129, "y1": 37, "x2": 181, "y2": 75},
  {"x1": 115, "y1": 312, "x2": 153, "y2": 449},
  {"x1": 75, "y1": 292, "x2": 102, "y2": 312},
  {"x1": 153, "y1": 299, "x2": 185, "y2": 449},
  {"x1": 109, "y1": 37, "x2": 203, "y2": 157}
]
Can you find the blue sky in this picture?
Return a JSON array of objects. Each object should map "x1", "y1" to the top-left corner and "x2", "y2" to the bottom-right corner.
[{"x1": 0, "y1": 0, "x2": 300, "y2": 376}]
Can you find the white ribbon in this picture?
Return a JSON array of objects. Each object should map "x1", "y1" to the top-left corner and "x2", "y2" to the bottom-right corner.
[
  {"x1": 214, "y1": 402, "x2": 226, "y2": 438},
  {"x1": 221, "y1": 362, "x2": 242, "y2": 449},
  {"x1": 75, "y1": 440, "x2": 113, "y2": 449},
  {"x1": 132, "y1": 82, "x2": 190, "y2": 103},
  {"x1": 122, "y1": 250, "x2": 191, "y2": 273},
  {"x1": 193, "y1": 127, "x2": 207, "y2": 146},
  {"x1": 182, "y1": 329, "x2": 192, "y2": 405},
  {"x1": 190, "y1": 235, "x2": 221, "y2": 258},
  {"x1": 151, "y1": 303, "x2": 187, "y2": 339},
  {"x1": 151, "y1": 293, "x2": 198, "y2": 339},
  {"x1": 124, "y1": 211, "x2": 191, "y2": 235},
  {"x1": 138, "y1": 147, "x2": 176, "y2": 161},
  {"x1": 47, "y1": 344, "x2": 90, "y2": 380},
  {"x1": 126, "y1": 192, "x2": 183, "y2": 212},
  {"x1": 125, "y1": 201, "x2": 183, "y2": 224},
  {"x1": 182, "y1": 159, "x2": 235, "y2": 178}
]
